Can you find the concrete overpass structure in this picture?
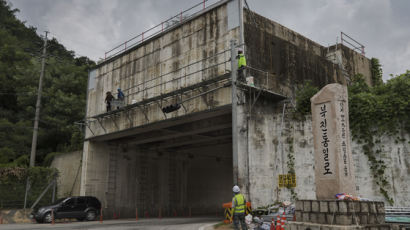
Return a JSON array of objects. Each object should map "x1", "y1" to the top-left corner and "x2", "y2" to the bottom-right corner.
[{"x1": 80, "y1": 0, "x2": 372, "y2": 218}]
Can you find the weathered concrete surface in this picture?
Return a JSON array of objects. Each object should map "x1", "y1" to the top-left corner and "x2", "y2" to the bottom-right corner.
[
  {"x1": 50, "y1": 151, "x2": 82, "y2": 198},
  {"x1": 326, "y1": 45, "x2": 372, "y2": 85},
  {"x1": 243, "y1": 9, "x2": 372, "y2": 97},
  {"x1": 81, "y1": 0, "x2": 387, "y2": 216},
  {"x1": 245, "y1": 108, "x2": 410, "y2": 207},
  {"x1": 85, "y1": 3, "x2": 238, "y2": 138},
  {"x1": 295, "y1": 200, "x2": 385, "y2": 225},
  {"x1": 311, "y1": 84, "x2": 356, "y2": 199}
]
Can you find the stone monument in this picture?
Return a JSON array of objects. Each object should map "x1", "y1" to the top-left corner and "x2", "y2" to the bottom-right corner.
[
  {"x1": 311, "y1": 83, "x2": 356, "y2": 199},
  {"x1": 287, "y1": 83, "x2": 398, "y2": 230}
]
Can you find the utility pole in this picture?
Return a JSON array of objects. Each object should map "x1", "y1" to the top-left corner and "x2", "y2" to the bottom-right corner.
[
  {"x1": 29, "y1": 31, "x2": 48, "y2": 167},
  {"x1": 24, "y1": 31, "x2": 48, "y2": 209}
]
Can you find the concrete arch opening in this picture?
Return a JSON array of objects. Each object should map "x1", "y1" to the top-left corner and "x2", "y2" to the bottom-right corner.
[{"x1": 82, "y1": 108, "x2": 233, "y2": 218}]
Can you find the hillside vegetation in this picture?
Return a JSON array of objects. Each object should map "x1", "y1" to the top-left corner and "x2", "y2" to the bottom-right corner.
[{"x1": 0, "y1": 0, "x2": 95, "y2": 167}]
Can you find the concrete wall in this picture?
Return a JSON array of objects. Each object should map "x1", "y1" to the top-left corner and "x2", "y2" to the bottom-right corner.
[
  {"x1": 85, "y1": 2, "x2": 237, "y2": 139},
  {"x1": 243, "y1": 9, "x2": 372, "y2": 97},
  {"x1": 327, "y1": 45, "x2": 372, "y2": 85},
  {"x1": 50, "y1": 151, "x2": 82, "y2": 198},
  {"x1": 244, "y1": 99, "x2": 410, "y2": 207}
]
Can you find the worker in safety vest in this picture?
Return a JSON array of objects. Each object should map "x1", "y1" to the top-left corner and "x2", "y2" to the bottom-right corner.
[
  {"x1": 236, "y1": 48, "x2": 247, "y2": 82},
  {"x1": 232, "y1": 185, "x2": 247, "y2": 230}
]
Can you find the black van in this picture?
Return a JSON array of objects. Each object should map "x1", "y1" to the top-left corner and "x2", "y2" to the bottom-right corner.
[{"x1": 31, "y1": 196, "x2": 101, "y2": 223}]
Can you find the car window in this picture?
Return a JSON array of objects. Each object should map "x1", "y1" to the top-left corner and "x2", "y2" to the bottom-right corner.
[
  {"x1": 77, "y1": 197, "x2": 86, "y2": 205},
  {"x1": 64, "y1": 198, "x2": 74, "y2": 206},
  {"x1": 87, "y1": 197, "x2": 100, "y2": 206},
  {"x1": 53, "y1": 198, "x2": 66, "y2": 205}
]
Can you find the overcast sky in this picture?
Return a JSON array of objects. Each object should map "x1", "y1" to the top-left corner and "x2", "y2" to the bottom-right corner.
[{"x1": 7, "y1": 0, "x2": 410, "y2": 80}]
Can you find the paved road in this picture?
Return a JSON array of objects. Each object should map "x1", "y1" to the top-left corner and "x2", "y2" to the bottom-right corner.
[{"x1": 0, "y1": 217, "x2": 219, "y2": 230}]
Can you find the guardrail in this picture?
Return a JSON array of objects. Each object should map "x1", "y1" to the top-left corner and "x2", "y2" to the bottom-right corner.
[
  {"x1": 121, "y1": 48, "x2": 231, "y2": 106},
  {"x1": 385, "y1": 207, "x2": 410, "y2": 217}
]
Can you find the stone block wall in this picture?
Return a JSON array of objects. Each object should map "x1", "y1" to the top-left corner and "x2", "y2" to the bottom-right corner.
[
  {"x1": 288, "y1": 222, "x2": 399, "y2": 230},
  {"x1": 295, "y1": 200, "x2": 386, "y2": 226}
]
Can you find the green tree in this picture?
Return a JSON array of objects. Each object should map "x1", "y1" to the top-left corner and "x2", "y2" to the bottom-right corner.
[{"x1": 0, "y1": 0, "x2": 95, "y2": 166}]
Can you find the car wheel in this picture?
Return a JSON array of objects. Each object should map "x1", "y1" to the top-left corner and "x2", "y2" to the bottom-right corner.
[
  {"x1": 86, "y1": 210, "x2": 96, "y2": 221},
  {"x1": 43, "y1": 212, "x2": 53, "y2": 223},
  {"x1": 77, "y1": 217, "x2": 85, "y2": 221}
]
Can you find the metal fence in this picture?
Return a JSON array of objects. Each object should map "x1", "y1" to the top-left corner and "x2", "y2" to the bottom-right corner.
[
  {"x1": 121, "y1": 48, "x2": 231, "y2": 106},
  {"x1": 0, "y1": 175, "x2": 56, "y2": 209}
]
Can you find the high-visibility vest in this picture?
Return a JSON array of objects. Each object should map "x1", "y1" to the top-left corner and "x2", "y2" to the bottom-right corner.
[
  {"x1": 238, "y1": 54, "x2": 247, "y2": 68},
  {"x1": 233, "y1": 194, "x2": 246, "y2": 214}
]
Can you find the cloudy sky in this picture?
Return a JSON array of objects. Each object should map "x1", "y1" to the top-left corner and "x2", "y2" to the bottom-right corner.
[{"x1": 7, "y1": 0, "x2": 410, "y2": 80}]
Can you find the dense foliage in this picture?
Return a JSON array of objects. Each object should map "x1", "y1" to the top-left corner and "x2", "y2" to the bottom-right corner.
[
  {"x1": 0, "y1": 0, "x2": 95, "y2": 167},
  {"x1": 293, "y1": 80, "x2": 319, "y2": 119},
  {"x1": 349, "y1": 71, "x2": 409, "y2": 204},
  {"x1": 294, "y1": 68, "x2": 409, "y2": 204}
]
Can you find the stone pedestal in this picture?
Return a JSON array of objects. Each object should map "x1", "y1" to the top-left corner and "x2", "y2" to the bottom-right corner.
[
  {"x1": 287, "y1": 200, "x2": 400, "y2": 230},
  {"x1": 311, "y1": 83, "x2": 356, "y2": 199}
]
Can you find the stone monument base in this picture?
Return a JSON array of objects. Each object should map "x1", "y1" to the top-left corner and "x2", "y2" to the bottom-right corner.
[
  {"x1": 289, "y1": 200, "x2": 399, "y2": 230},
  {"x1": 287, "y1": 221, "x2": 399, "y2": 230}
]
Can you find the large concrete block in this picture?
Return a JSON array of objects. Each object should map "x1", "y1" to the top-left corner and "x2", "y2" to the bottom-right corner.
[
  {"x1": 326, "y1": 214, "x2": 335, "y2": 225},
  {"x1": 303, "y1": 212, "x2": 310, "y2": 222},
  {"x1": 311, "y1": 84, "x2": 356, "y2": 199},
  {"x1": 320, "y1": 201, "x2": 329, "y2": 213},
  {"x1": 310, "y1": 213, "x2": 318, "y2": 223},
  {"x1": 368, "y1": 214, "x2": 376, "y2": 224},
  {"x1": 317, "y1": 213, "x2": 327, "y2": 224},
  {"x1": 360, "y1": 202, "x2": 369, "y2": 213},
  {"x1": 369, "y1": 202, "x2": 377, "y2": 213},
  {"x1": 359, "y1": 214, "x2": 368, "y2": 225},
  {"x1": 288, "y1": 223, "x2": 298, "y2": 230},
  {"x1": 329, "y1": 201, "x2": 338, "y2": 213},
  {"x1": 295, "y1": 211, "x2": 302, "y2": 221},
  {"x1": 376, "y1": 214, "x2": 385, "y2": 224},
  {"x1": 337, "y1": 214, "x2": 353, "y2": 225},
  {"x1": 312, "y1": 201, "x2": 320, "y2": 212},
  {"x1": 304, "y1": 200, "x2": 312, "y2": 212},
  {"x1": 295, "y1": 200, "x2": 303, "y2": 211},
  {"x1": 376, "y1": 202, "x2": 385, "y2": 214}
]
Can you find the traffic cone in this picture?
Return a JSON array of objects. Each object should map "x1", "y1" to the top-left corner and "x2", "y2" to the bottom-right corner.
[
  {"x1": 276, "y1": 215, "x2": 281, "y2": 230},
  {"x1": 270, "y1": 218, "x2": 275, "y2": 230},
  {"x1": 281, "y1": 212, "x2": 287, "y2": 230}
]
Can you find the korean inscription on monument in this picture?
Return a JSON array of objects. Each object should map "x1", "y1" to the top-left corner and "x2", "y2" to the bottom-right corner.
[{"x1": 320, "y1": 104, "x2": 332, "y2": 175}]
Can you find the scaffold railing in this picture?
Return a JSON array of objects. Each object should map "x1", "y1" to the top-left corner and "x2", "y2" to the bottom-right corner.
[
  {"x1": 91, "y1": 48, "x2": 232, "y2": 120},
  {"x1": 121, "y1": 49, "x2": 231, "y2": 104},
  {"x1": 341, "y1": 31, "x2": 365, "y2": 55},
  {"x1": 103, "y1": 0, "x2": 222, "y2": 61}
]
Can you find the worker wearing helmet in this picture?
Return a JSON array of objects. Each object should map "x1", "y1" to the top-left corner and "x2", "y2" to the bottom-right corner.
[
  {"x1": 117, "y1": 88, "x2": 125, "y2": 100},
  {"x1": 232, "y1": 185, "x2": 247, "y2": 230},
  {"x1": 236, "y1": 48, "x2": 247, "y2": 82}
]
